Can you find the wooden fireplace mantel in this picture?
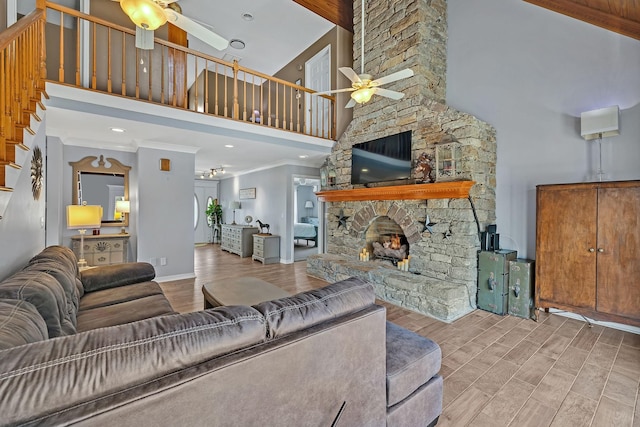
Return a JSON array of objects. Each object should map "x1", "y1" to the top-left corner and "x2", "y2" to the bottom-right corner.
[{"x1": 315, "y1": 181, "x2": 475, "y2": 202}]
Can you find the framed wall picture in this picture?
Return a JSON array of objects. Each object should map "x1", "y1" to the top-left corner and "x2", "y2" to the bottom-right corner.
[{"x1": 239, "y1": 187, "x2": 256, "y2": 199}]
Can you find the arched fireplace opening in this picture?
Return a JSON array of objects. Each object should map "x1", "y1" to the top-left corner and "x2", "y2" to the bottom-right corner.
[{"x1": 365, "y1": 216, "x2": 409, "y2": 263}]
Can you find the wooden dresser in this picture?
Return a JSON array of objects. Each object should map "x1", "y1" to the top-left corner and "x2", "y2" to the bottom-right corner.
[
  {"x1": 71, "y1": 234, "x2": 129, "y2": 266},
  {"x1": 535, "y1": 180, "x2": 640, "y2": 326},
  {"x1": 221, "y1": 225, "x2": 259, "y2": 258}
]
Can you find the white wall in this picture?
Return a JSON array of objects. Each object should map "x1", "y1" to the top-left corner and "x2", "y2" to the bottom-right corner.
[
  {"x1": 0, "y1": 122, "x2": 47, "y2": 280},
  {"x1": 447, "y1": 0, "x2": 640, "y2": 258},
  {"x1": 136, "y1": 147, "x2": 196, "y2": 280},
  {"x1": 219, "y1": 164, "x2": 320, "y2": 262}
]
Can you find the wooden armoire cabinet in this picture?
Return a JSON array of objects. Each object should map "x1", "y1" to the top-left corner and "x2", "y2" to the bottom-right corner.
[{"x1": 535, "y1": 180, "x2": 640, "y2": 327}]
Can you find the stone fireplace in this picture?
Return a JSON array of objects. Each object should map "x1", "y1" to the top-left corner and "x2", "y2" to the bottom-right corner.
[{"x1": 307, "y1": 0, "x2": 496, "y2": 322}]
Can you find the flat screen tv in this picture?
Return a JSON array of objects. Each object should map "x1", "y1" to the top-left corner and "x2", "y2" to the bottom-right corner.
[{"x1": 351, "y1": 131, "x2": 412, "y2": 185}]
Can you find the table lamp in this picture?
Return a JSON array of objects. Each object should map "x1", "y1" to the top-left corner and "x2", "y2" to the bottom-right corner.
[
  {"x1": 67, "y1": 202, "x2": 103, "y2": 268},
  {"x1": 115, "y1": 200, "x2": 130, "y2": 234},
  {"x1": 230, "y1": 201, "x2": 241, "y2": 225},
  {"x1": 305, "y1": 200, "x2": 314, "y2": 216}
]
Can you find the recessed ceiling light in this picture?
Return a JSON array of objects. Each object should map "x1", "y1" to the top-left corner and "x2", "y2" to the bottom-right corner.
[
  {"x1": 225, "y1": 144, "x2": 234, "y2": 148},
  {"x1": 229, "y1": 39, "x2": 246, "y2": 50},
  {"x1": 299, "y1": 155, "x2": 309, "y2": 159},
  {"x1": 111, "y1": 127, "x2": 125, "y2": 133},
  {"x1": 241, "y1": 12, "x2": 254, "y2": 21}
]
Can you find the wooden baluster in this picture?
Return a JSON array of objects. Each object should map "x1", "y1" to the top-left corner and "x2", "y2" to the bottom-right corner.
[
  {"x1": 223, "y1": 65, "x2": 228, "y2": 117},
  {"x1": 135, "y1": 48, "x2": 140, "y2": 99},
  {"x1": 58, "y1": 11, "x2": 64, "y2": 82},
  {"x1": 121, "y1": 33, "x2": 126, "y2": 95},
  {"x1": 275, "y1": 82, "x2": 279, "y2": 129},
  {"x1": 91, "y1": 23, "x2": 97, "y2": 89},
  {"x1": 251, "y1": 74, "x2": 255, "y2": 123},
  {"x1": 204, "y1": 59, "x2": 209, "y2": 113},
  {"x1": 193, "y1": 56, "x2": 198, "y2": 110},
  {"x1": 160, "y1": 46, "x2": 165, "y2": 104},
  {"x1": 171, "y1": 48, "x2": 177, "y2": 106},
  {"x1": 148, "y1": 49, "x2": 153, "y2": 101},
  {"x1": 107, "y1": 28, "x2": 112, "y2": 93},
  {"x1": 267, "y1": 80, "x2": 271, "y2": 127},
  {"x1": 214, "y1": 63, "x2": 219, "y2": 116},
  {"x1": 289, "y1": 85, "x2": 293, "y2": 131},
  {"x1": 182, "y1": 54, "x2": 187, "y2": 108},
  {"x1": 75, "y1": 16, "x2": 80, "y2": 86},
  {"x1": 242, "y1": 71, "x2": 247, "y2": 121}
]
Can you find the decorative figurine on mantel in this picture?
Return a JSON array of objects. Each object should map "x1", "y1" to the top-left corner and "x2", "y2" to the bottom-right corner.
[
  {"x1": 415, "y1": 152, "x2": 433, "y2": 183},
  {"x1": 256, "y1": 219, "x2": 271, "y2": 235}
]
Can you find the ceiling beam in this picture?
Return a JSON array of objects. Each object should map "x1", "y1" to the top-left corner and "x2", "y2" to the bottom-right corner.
[
  {"x1": 524, "y1": 0, "x2": 640, "y2": 41},
  {"x1": 292, "y1": 0, "x2": 353, "y2": 32}
]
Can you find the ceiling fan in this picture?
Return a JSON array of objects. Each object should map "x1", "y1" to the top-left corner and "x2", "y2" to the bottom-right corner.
[
  {"x1": 114, "y1": 0, "x2": 229, "y2": 50},
  {"x1": 314, "y1": 0, "x2": 414, "y2": 108}
]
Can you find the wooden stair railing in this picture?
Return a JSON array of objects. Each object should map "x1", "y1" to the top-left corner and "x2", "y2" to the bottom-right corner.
[
  {"x1": 0, "y1": 6, "x2": 47, "y2": 192},
  {"x1": 44, "y1": 1, "x2": 336, "y2": 140}
]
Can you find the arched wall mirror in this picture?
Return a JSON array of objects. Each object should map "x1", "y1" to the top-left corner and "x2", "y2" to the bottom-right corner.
[{"x1": 70, "y1": 155, "x2": 131, "y2": 227}]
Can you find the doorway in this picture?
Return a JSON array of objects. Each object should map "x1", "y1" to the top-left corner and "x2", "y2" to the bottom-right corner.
[
  {"x1": 292, "y1": 175, "x2": 321, "y2": 261},
  {"x1": 305, "y1": 45, "x2": 331, "y2": 138}
]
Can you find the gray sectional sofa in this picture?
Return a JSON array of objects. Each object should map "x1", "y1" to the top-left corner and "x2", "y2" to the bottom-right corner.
[{"x1": 0, "y1": 246, "x2": 442, "y2": 426}]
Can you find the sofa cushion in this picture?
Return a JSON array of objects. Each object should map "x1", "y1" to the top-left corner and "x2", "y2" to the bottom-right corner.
[
  {"x1": 76, "y1": 294, "x2": 176, "y2": 332},
  {"x1": 386, "y1": 321, "x2": 442, "y2": 407},
  {"x1": 28, "y1": 246, "x2": 79, "y2": 280},
  {"x1": 0, "y1": 305, "x2": 266, "y2": 426},
  {"x1": 253, "y1": 276, "x2": 375, "y2": 339},
  {"x1": 80, "y1": 262, "x2": 156, "y2": 293},
  {"x1": 0, "y1": 299, "x2": 49, "y2": 350},
  {"x1": 23, "y1": 260, "x2": 81, "y2": 326},
  {"x1": 78, "y1": 281, "x2": 164, "y2": 311},
  {"x1": 0, "y1": 271, "x2": 76, "y2": 338},
  {"x1": 387, "y1": 375, "x2": 443, "y2": 427}
]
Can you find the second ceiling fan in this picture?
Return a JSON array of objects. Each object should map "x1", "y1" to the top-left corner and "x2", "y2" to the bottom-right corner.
[
  {"x1": 114, "y1": 0, "x2": 229, "y2": 50},
  {"x1": 315, "y1": 0, "x2": 414, "y2": 108}
]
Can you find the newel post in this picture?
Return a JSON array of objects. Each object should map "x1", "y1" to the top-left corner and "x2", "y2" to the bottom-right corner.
[{"x1": 232, "y1": 60, "x2": 240, "y2": 120}]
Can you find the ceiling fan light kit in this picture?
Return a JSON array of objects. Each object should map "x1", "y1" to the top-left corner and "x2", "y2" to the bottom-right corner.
[{"x1": 120, "y1": 0, "x2": 166, "y2": 30}]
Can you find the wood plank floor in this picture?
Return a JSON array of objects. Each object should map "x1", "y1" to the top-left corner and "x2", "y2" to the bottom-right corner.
[{"x1": 159, "y1": 245, "x2": 640, "y2": 427}]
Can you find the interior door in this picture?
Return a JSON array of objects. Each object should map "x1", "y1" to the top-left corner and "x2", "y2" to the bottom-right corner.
[
  {"x1": 596, "y1": 185, "x2": 640, "y2": 319},
  {"x1": 536, "y1": 186, "x2": 597, "y2": 309},
  {"x1": 305, "y1": 45, "x2": 331, "y2": 138}
]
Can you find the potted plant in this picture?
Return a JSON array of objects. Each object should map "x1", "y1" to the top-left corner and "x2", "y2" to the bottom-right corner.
[{"x1": 205, "y1": 200, "x2": 223, "y2": 243}]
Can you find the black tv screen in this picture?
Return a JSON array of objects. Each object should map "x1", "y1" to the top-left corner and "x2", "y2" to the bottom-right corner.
[{"x1": 351, "y1": 131, "x2": 412, "y2": 185}]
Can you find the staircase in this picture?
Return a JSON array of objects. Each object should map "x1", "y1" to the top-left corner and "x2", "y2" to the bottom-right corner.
[{"x1": 0, "y1": 8, "x2": 47, "y2": 219}]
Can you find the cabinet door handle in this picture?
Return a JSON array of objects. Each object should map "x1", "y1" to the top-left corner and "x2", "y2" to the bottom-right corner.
[
  {"x1": 588, "y1": 248, "x2": 595, "y2": 252},
  {"x1": 598, "y1": 248, "x2": 604, "y2": 253}
]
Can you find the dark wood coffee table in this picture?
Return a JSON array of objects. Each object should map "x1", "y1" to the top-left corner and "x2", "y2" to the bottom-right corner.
[{"x1": 202, "y1": 277, "x2": 290, "y2": 309}]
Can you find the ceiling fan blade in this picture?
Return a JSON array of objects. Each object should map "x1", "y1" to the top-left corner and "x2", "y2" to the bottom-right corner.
[
  {"x1": 163, "y1": 8, "x2": 229, "y2": 50},
  {"x1": 135, "y1": 26, "x2": 155, "y2": 50},
  {"x1": 345, "y1": 98, "x2": 357, "y2": 108},
  {"x1": 374, "y1": 88, "x2": 406, "y2": 100},
  {"x1": 339, "y1": 67, "x2": 362, "y2": 84},
  {"x1": 371, "y1": 68, "x2": 414, "y2": 86},
  {"x1": 313, "y1": 88, "x2": 356, "y2": 96}
]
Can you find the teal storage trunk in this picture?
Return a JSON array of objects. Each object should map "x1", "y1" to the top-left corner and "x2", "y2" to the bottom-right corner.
[
  {"x1": 477, "y1": 250, "x2": 517, "y2": 315},
  {"x1": 508, "y1": 258, "x2": 535, "y2": 319}
]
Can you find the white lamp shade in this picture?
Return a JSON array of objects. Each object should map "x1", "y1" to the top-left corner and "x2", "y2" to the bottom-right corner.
[
  {"x1": 581, "y1": 106, "x2": 620, "y2": 140},
  {"x1": 230, "y1": 201, "x2": 241, "y2": 209},
  {"x1": 67, "y1": 205, "x2": 103, "y2": 229},
  {"x1": 304, "y1": 201, "x2": 314, "y2": 208},
  {"x1": 115, "y1": 200, "x2": 131, "y2": 213}
]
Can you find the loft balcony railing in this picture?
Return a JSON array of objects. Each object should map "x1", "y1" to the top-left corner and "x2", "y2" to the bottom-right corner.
[{"x1": 43, "y1": 1, "x2": 336, "y2": 139}]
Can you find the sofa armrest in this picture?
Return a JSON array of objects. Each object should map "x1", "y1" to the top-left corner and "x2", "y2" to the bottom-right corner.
[{"x1": 80, "y1": 262, "x2": 156, "y2": 293}]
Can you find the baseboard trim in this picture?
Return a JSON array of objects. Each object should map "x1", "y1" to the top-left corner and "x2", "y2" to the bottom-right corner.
[{"x1": 155, "y1": 272, "x2": 196, "y2": 283}]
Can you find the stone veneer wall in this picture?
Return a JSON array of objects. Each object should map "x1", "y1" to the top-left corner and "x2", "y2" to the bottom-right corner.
[{"x1": 308, "y1": 0, "x2": 497, "y2": 322}]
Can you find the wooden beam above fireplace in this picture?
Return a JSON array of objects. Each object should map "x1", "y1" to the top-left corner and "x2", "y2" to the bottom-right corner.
[{"x1": 315, "y1": 181, "x2": 475, "y2": 202}]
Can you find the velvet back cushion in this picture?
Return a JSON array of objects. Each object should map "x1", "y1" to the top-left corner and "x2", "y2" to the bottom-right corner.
[{"x1": 0, "y1": 299, "x2": 49, "y2": 350}]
